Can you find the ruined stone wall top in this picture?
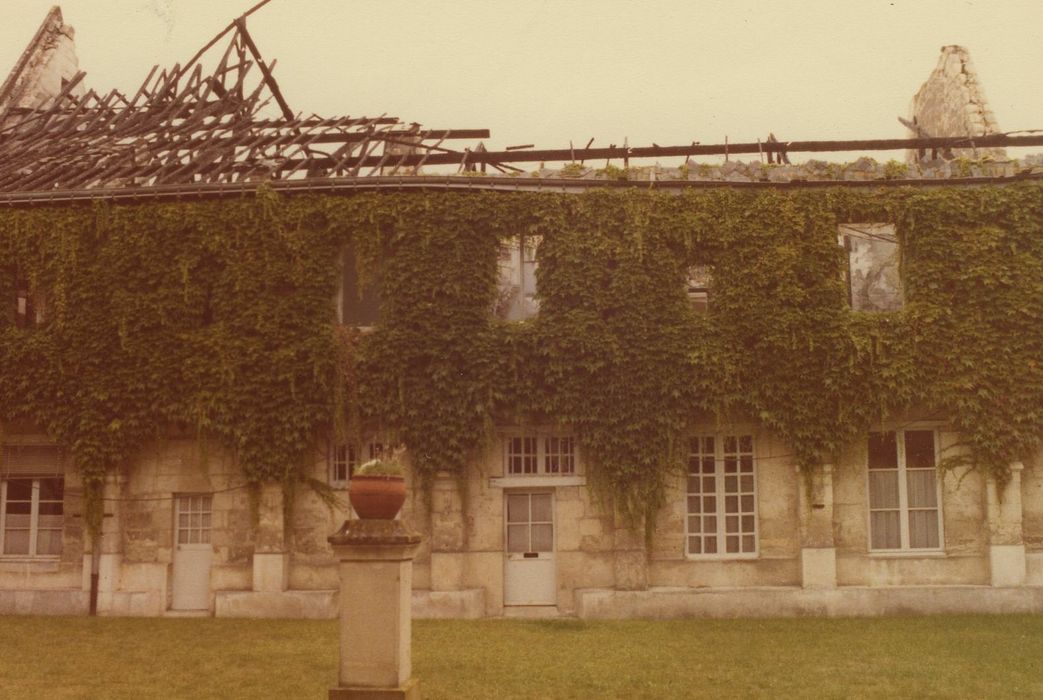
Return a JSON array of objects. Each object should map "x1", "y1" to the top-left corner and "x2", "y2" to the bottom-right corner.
[
  {"x1": 0, "y1": 7, "x2": 83, "y2": 118},
  {"x1": 906, "y1": 45, "x2": 1005, "y2": 163}
]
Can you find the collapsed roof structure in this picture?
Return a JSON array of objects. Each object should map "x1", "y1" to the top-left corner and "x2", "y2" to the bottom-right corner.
[{"x1": 2, "y1": 2, "x2": 1043, "y2": 204}]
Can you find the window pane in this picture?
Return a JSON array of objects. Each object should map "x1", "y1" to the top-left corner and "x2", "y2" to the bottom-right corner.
[
  {"x1": 869, "y1": 471, "x2": 899, "y2": 509},
  {"x1": 36, "y1": 514, "x2": 62, "y2": 529},
  {"x1": 704, "y1": 516, "x2": 717, "y2": 534},
  {"x1": 38, "y1": 479, "x2": 63, "y2": 500},
  {"x1": 725, "y1": 515, "x2": 739, "y2": 534},
  {"x1": 687, "y1": 496, "x2": 701, "y2": 513},
  {"x1": 36, "y1": 529, "x2": 62, "y2": 555},
  {"x1": 868, "y1": 432, "x2": 898, "y2": 469},
  {"x1": 702, "y1": 457, "x2": 714, "y2": 474},
  {"x1": 904, "y1": 431, "x2": 936, "y2": 470},
  {"x1": 740, "y1": 495, "x2": 754, "y2": 512},
  {"x1": 742, "y1": 535, "x2": 755, "y2": 552},
  {"x1": 909, "y1": 510, "x2": 940, "y2": 549},
  {"x1": 506, "y1": 494, "x2": 528, "y2": 523},
  {"x1": 870, "y1": 511, "x2": 901, "y2": 549},
  {"x1": 4, "y1": 513, "x2": 29, "y2": 528},
  {"x1": 726, "y1": 536, "x2": 740, "y2": 553},
  {"x1": 724, "y1": 436, "x2": 737, "y2": 453},
  {"x1": 740, "y1": 475, "x2": 754, "y2": 492},
  {"x1": 5, "y1": 501, "x2": 30, "y2": 515},
  {"x1": 3, "y1": 529, "x2": 30, "y2": 555},
  {"x1": 688, "y1": 537, "x2": 702, "y2": 554},
  {"x1": 725, "y1": 476, "x2": 737, "y2": 493},
  {"x1": 702, "y1": 496, "x2": 716, "y2": 513},
  {"x1": 907, "y1": 470, "x2": 938, "y2": 509},
  {"x1": 178, "y1": 530, "x2": 188, "y2": 544},
  {"x1": 741, "y1": 515, "x2": 755, "y2": 533},
  {"x1": 702, "y1": 477, "x2": 715, "y2": 492},
  {"x1": 5, "y1": 479, "x2": 32, "y2": 500},
  {"x1": 687, "y1": 516, "x2": 701, "y2": 534},
  {"x1": 686, "y1": 477, "x2": 701, "y2": 494},
  {"x1": 739, "y1": 435, "x2": 753, "y2": 453},
  {"x1": 531, "y1": 524, "x2": 553, "y2": 551},
  {"x1": 724, "y1": 457, "x2": 737, "y2": 473},
  {"x1": 530, "y1": 494, "x2": 552, "y2": 522},
  {"x1": 739, "y1": 455, "x2": 753, "y2": 473},
  {"x1": 704, "y1": 537, "x2": 717, "y2": 554},
  {"x1": 725, "y1": 496, "x2": 738, "y2": 513},
  {"x1": 702, "y1": 437, "x2": 715, "y2": 454}
]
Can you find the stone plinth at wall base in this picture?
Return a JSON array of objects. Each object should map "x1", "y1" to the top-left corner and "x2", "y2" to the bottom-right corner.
[
  {"x1": 252, "y1": 552, "x2": 289, "y2": 593},
  {"x1": 328, "y1": 519, "x2": 422, "y2": 694},
  {"x1": 0, "y1": 589, "x2": 88, "y2": 615},
  {"x1": 329, "y1": 677, "x2": 419, "y2": 700},
  {"x1": 412, "y1": 589, "x2": 485, "y2": 619},
  {"x1": 97, "y1": 590, "x2": 165, "y2": 617},
  {"x1": 215, "y1": 590, "x2": 337, "y2": 619},
  {"x1": 575, "y1": 585, "x2": 1043, "y2": 620},
  {"x1": 801, "y1": 547, "x2": 837, "y2": 589},
  {"x1": 990, "y1": 545, "x2": 1027, "y2": 587}
]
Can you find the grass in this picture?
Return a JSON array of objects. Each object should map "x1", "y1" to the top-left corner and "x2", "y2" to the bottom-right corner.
[{"x1": 1, "y1": 614, "x2": 1043, "y2": 698}]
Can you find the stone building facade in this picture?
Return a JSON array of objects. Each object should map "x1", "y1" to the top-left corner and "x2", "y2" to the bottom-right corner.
[{"x1": 2, "y1": 15, "x2": 1042, "y2": 619}]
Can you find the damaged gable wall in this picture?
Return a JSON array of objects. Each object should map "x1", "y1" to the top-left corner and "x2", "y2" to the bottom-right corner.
[
  {"x1": 0, "y1": 6, "x2": 83, "y2": 119},
  {"x1": 905, "y1": 45, "x2": 1005, "y2": 163}
]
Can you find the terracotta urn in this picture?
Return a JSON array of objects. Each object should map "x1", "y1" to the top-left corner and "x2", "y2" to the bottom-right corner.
[{"x1": 349, "y1": 475, "x2": 406, "y2": 519}]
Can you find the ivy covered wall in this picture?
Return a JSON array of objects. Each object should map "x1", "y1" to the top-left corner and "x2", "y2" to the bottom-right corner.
[{"x1": 1, "y1": 184, "x2": 1041, "y2": 535}]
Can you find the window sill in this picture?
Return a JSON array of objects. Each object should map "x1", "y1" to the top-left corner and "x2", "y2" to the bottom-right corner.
[
  {"x1": 868, "y1": 550, "x2": 947, "y2": 559},
  {"x1": 685, "y1": 554, "x2": 759, "y2": 562},
  {"x1": 489, "y1": 475, "x2": 586, "y2": 489}
]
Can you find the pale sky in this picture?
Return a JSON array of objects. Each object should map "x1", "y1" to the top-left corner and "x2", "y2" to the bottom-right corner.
[{"x1": 2, "y1": 0, "x2": 1043, "y2": 165}]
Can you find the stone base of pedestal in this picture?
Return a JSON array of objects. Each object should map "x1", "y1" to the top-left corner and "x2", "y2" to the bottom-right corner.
[{"x1": 329, "y1": 676, "x2": 419, "y2": 699}]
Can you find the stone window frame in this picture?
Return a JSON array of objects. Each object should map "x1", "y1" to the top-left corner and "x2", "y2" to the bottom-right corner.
[
  {"x1": 328, "y1": 439, "x2": 387, "y2": 489},
  {"x1": 838, "y1": 222, "x2": 904, "y2": 313},
  {"x1": 494, "y1": 234, "x2": 541, "y2": 321},
  {"x1": 685, "y1": 434, "x2": 759, "y2": 560},
  {"x1": 336, "y1": 245, "x2": 381, "y2": 329},
  {"x1": 865, "y1": 427, "x2": 945, "y2": 554},
  {"x1": 501, "y1": 431, "x2": 578, "y2": 477},
  {"x1": 0, "y1": 475, "x2": 64, "y2": 559}
]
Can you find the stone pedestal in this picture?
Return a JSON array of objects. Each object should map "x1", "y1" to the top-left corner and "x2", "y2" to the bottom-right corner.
[
  {"x1": 986, "y1": 462, "x2": 1027, "y2": 587},
  {"x1": 798, "y1": 465, "x2": 837, "y2": 589},
  {"x1": 328, "y1": 519, "x2": 422, "y2": 700}
]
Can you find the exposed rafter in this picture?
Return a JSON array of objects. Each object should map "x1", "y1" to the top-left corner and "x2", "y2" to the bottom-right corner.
[{"x1": 0, "y1": 9, "x2": 489, "y2": 193}]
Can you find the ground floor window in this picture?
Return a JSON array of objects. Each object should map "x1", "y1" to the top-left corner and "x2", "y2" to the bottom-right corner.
[
  {"x1": 0, "y1": 477, "x2": 64, "y2": 556},
  {"x1": 329, "y1": 440, "x2": 386, "y2": 487},
  {"x1": 686, "y1": 435, "x2": 757, "y2": 557},
  {"x1": 868, "y1": 429, "x2": 942, "y2": 551}
]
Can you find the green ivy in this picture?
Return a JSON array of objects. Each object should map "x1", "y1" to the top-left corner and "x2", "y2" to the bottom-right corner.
[{"x1": 1, "y1": 184, "x2": 1041, "y2": 540}]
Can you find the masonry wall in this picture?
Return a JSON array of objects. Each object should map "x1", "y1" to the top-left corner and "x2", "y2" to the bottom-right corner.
[{"x1": 3, "y1": 416, "x2": 1042, "y2": 618}]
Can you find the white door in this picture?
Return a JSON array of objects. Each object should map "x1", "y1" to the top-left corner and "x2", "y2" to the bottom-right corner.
[
  {"x1": 504, "y1": 492, "x2": 556, "y2": 606},
  {"x1": 171, "y1": 494, "x2": 213, "y2": 611}
]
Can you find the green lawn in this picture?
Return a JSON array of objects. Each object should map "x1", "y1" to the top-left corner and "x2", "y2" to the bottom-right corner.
[{"x1": 1, "y1": 614, "x2": 1042, "y2": 698}]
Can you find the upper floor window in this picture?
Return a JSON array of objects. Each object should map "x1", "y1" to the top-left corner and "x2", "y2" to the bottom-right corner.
[
  {"x1": 495, "y1": 235, "x2": 540, "y2": 321},
  {"x1": 504, "y1": 434, "x2": 575, "y2": 476},
  {"x1": 686, "y1": 434, "x2": 757, "y2": 557},
  {"x1": 867, "y1": 429, "x2": 942, "y2": 551},
  {"x1": 338, "y1": 245, "x2": 381, "y2": 327},
  {"x1": 685, "y1": 264, "x2": 712, "y2": 313},
  {"x1": 1, "y1": 444, "x2": 64, "y2": 557},
  {"x1": 839, "y1": 223, "x2": 903, "y2": 312}
]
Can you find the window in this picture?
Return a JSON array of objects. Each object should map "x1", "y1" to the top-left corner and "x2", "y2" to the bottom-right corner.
[
  {"x1": 504, "y1": 435, "x2": 575, "y2": 476},
  {"x1": 329, "y1": 440, "x2": 386, "y2": 487},
  {"x1": 1, "y1": 477, "x2": 64, "y2": 557},
  {"x1": 494, "y1": 235, "x2": 540, "y2": 320},
  {"x1": 12, "y1": 273, "x2": 46, "y2": 327},
  {"x1": 839, "y1": 223, "x2": 903, "y2": 312},
  {"x1": 867, "y1": 430, "x2": 942, "y2": 551},
  {"x1": 1, "y1": 444, "x2": 64, "y2": 557},
  {"x1": 685, "y1": 264, "x2": 712, "y2": 313},
  {"x1": 686, "y1": 435, "x2": 757, "y2": 557},
  {"x1": 338, "y1": 245, "x2": 380, "y2": 327}
]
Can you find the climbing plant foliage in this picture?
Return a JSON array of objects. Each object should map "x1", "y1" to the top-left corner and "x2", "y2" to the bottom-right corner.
[{"x1": 1, "y1": 184, "x2": 1042, "y2": 535}]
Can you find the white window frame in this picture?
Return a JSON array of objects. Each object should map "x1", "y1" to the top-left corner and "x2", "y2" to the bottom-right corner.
[
  {"x1": 685, "y1": 434, "x2": 758, "y2": 560},
  {"x1": 0, "y1": 477, "x2": 64, "y2": 559},
  {"x1": 866, "y1": 428, "x2": 945, "y2": 553},
  {"x1": 502, "y1": 433, "x2": 577, "y2": 477}
]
